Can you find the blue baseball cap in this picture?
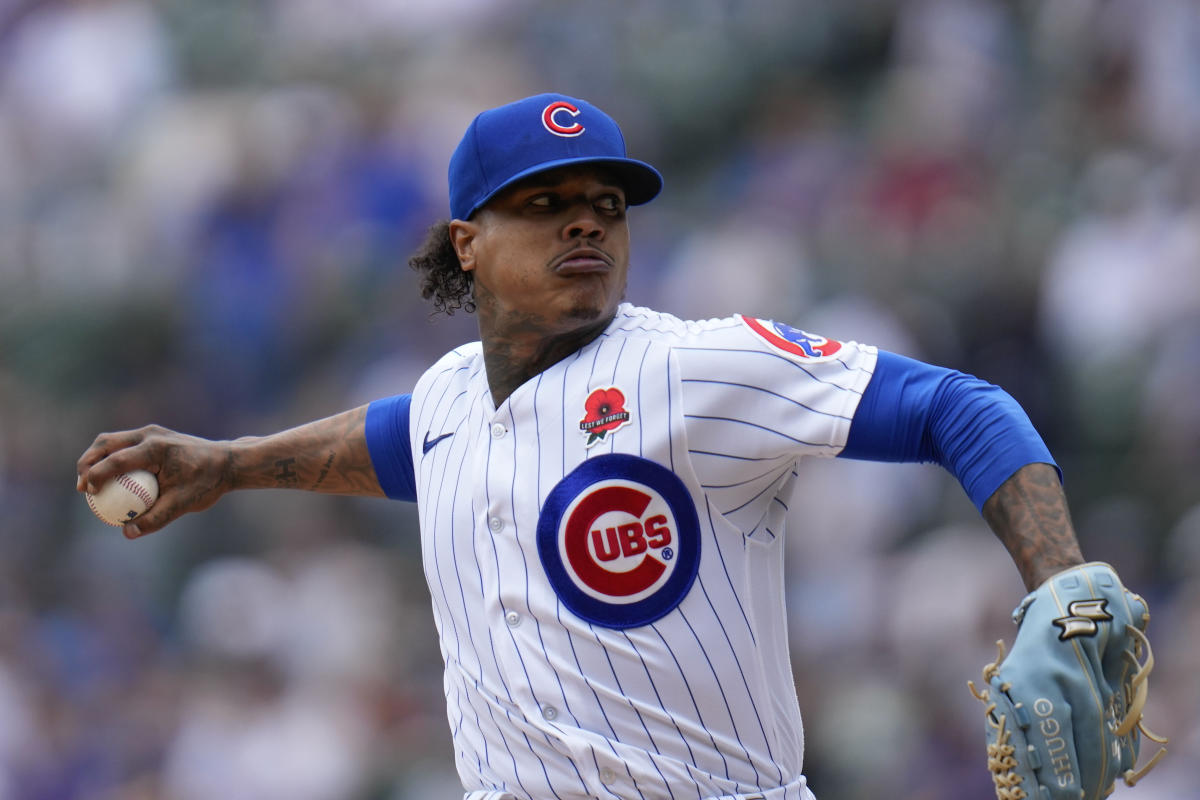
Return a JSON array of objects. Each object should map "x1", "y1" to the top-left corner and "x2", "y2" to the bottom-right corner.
[{"x1": 448, "y1": 93, "x2": 663, "y2": 220}]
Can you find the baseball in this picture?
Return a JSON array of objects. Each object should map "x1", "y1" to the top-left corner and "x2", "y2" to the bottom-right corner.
[{"x1": 86, "y1": 469, "x2": 159, "y2": 526}]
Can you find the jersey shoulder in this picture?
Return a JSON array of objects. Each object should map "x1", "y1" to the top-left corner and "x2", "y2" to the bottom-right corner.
[
  {"x1": 414, "y1": 341, "x2": 483, "y2": 395},
  {"x1": 612, "y1": 303, "x2": 876, "y2": 364},
  {"x1": 609, "y1": 303, "x2": 749, "y2": 345}
]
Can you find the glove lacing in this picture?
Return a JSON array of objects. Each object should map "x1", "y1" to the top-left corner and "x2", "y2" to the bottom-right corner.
[
  {"x1": 969, "y1": 641, "x2": 1028, "y2": 800},
  {"x1": 1117, "y1": 625, "x2": 1169, "y2": 786}
]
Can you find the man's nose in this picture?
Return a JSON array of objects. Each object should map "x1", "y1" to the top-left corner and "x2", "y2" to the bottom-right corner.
[{"x1": 563, "y1": 206, "x2": 605, "y2": 239}]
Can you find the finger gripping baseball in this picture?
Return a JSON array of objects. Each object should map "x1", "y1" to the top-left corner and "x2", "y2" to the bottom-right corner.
[{"x1": 967, "y1": 562, "x2": 1167, "y2": 800}]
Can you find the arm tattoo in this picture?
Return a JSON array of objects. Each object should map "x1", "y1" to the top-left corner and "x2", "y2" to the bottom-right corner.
[
  {"x1": 312, "y1": 450, "x2": 336, "y2": 489},
  {"x1": 982, "y1": 463, "x2": 1085, "y2": 591},
  {"x1": 274, "y1": 457, "x2": 299, "y2": 487},
  {"x1": 233, "y1": 405, "x2": 384, "y2": 497}
]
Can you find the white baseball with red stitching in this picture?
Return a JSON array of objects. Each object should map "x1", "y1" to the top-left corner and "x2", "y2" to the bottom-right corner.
[{"x1": 86, "y1": 469, "x2": 158, "y2": 526}]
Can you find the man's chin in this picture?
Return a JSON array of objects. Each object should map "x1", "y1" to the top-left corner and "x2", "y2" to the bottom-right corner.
[
  {"x1": 544, "y1": 280, "x2": 624, "y2": 330},
  {"x1": 563, "y1": 304, "x2": 604, "y2": 322},
  {"x1": 561, "y1": 295, "x2": 625, "y2": 328}
]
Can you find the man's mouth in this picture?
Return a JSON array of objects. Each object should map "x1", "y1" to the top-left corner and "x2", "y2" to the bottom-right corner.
[{"x1": 554, "y1": 249, "x2": 612, "y2": 275}]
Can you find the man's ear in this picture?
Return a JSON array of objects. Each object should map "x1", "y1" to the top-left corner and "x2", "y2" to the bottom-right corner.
[{"x1": 448, "y1": 219, "x2": 479, "y2": 273}]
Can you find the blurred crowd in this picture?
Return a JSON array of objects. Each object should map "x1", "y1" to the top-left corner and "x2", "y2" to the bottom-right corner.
[{"x1": 1, "y1": 0, "x2": 1198, "y2": 798}]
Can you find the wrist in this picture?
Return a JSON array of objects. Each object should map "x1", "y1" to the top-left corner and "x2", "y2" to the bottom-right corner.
[
  {"x1": 1024, "y1": 556, "x2": 1089, "y2": 591},
  {"x1": 225, "y1": 435, "x2": 267, "y2": 490}
]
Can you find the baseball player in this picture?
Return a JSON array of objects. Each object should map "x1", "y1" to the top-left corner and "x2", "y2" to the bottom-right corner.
[{"x1": 77, "y1": 94, "x2": 1161, "y2": 800}]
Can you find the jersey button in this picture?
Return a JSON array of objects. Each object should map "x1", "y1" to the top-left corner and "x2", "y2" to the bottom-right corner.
[
  {"x1": 490, "y1": 423, "x2": 506, "y2": 438},
  {"x1": 541, "y1": 704, "x2": 558, "y2": 721},
  {"x1": 504, "y1": 610, "x2": 521, "y2": 627},
  {"x1": 489, "y1": 517, "x2": 503, "y2": 532},
  {"x1": 599, "y1": 767, "x2": 617, "y2": 785}
]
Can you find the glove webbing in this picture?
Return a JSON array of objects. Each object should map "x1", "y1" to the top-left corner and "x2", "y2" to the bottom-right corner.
[
  {"x1": 971, "y1": 641, "x2": 1029, "y2": 800},
  {"x1": 1118, "y1": 625, "x2": 1168, "y2": 786}
]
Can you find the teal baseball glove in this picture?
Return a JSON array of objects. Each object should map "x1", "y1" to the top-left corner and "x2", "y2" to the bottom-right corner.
[{"x1": 968, "y1": 562, "x2": 1167, "y2": 800}]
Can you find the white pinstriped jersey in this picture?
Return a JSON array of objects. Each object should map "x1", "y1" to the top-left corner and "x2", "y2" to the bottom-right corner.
[{"x1": 406, "y1": 303, "x2": 877, "y2": 800}]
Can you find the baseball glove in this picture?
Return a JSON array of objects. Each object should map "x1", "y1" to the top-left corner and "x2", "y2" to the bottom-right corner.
[{"x1": 968, "y1": 562, "x2": 1167, "y2": 800}]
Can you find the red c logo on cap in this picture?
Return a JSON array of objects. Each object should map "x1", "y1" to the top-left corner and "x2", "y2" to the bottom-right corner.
[{"x1": 542, "y1": 101, "x2": 584, "y2": 137}]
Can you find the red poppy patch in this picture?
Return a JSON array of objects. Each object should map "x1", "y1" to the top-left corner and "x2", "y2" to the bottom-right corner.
[{"x1": 579, "y1": 387, "x2": 631, "y2": 446}]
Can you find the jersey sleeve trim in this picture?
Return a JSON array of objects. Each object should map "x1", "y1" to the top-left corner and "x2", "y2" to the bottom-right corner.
[
  {"x1": 365, "y1": 394, "x2": 417, "y2": 503},
  {"x1": 839, "y1": 350, "x2": 1059, "y2": 511}
]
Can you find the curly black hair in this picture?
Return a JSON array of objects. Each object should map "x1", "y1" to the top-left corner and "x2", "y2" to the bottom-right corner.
[{"x1": 409, "y1": 220, "x2": 475, "y2": 315}]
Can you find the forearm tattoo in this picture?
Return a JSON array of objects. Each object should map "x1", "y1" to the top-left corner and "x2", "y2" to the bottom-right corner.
[
  {"x1": 312, "y1": 450, "x2": 336, "y2": 489},
  {"x1": 239, "y1": 406, "x2": 381, "y2": 496},
  {"x1": 982, "y1": 463, "x2": 1085, "y2": 591},
  {"x1": 274, "y1": 457, "x2": 299, "y2": 487}
]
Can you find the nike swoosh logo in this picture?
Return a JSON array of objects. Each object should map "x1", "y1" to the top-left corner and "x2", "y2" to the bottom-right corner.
[{"x1": 422, "y1": 431, "x2": 454, "y2": 454}]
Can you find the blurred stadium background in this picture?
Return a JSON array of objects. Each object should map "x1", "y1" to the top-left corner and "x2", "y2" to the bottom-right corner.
[{"x1": 1, "y1": 0, "x2": 1198, "y2": 797}]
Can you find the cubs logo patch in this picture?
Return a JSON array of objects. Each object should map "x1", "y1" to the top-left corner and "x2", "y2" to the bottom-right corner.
[
  {"x1": 579, "y1": 387, "x2": 631, "y2": 446},
  {"x1": 739, "y1": 315, "x2": 842, "y2": 359},
  {"x1": 537, "y1": 454, "x2": 701, "y2": 629},
  {"x1": 542, "y1": 100, "x2": 585, "y2": 137}
]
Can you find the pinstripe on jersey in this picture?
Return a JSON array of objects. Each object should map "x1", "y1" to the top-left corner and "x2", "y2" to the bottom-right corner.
[{"x1": 402, "y1": 304, "x2": 877, "y2": 799}]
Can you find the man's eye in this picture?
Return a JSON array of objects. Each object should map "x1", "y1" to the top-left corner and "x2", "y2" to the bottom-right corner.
[
  {"x1": 529, "y1": 194, "x2": 555, "y2": 208},
  {"x1": 597, "y1": 195, "x2": 624, "y2": 212}
]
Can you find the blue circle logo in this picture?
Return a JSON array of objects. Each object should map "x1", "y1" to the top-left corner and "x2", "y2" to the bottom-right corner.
[{"x1": 537, "y1": 455, "x2": 701, "y2": 629}]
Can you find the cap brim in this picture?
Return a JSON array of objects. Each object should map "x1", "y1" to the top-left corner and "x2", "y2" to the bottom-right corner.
[{"x1": 465, "y1": 156, "x2": 663, "y2": 219}]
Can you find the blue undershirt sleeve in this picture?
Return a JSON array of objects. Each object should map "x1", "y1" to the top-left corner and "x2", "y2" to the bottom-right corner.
[
  {"x1": 364, "y1": 394, "x2": 417, "y2": 503},
  {"x1": 839, "y1": 350, "x2": 1058, "y2": 511}
]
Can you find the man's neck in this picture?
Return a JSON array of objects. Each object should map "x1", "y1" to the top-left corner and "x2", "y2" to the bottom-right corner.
[{"x1": 479, "y1": 313, "x2": 614, "y2": 407}]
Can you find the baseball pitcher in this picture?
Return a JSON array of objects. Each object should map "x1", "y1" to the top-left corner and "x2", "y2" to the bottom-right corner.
[{"x1": 77, "y1": 94, "x2": 1164, "y2": 800}]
